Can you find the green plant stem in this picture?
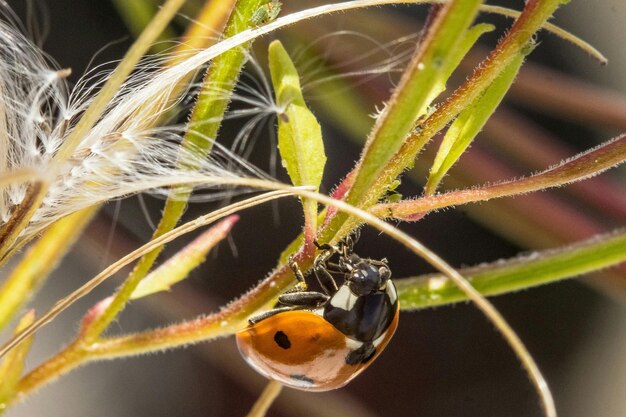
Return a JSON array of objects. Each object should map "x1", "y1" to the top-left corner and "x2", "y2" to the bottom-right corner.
[
  {"x1": 81, "y1": 0, "x2": 264, "y2": 341},
  {"x1": 0, "y1": 207, "x2": 97, "y2": 331},
  {"x1": 321, "y1": 0, "x2": 564, "y2": 246},
  {"x1": 425, "y1": 44, "x2": 527, "y2": 194},
  {"x1": 13, "y1": 340, "x2": 87, "y2": 403},
  {"x1": 373, "y1": 133, "x2": 626, "y2": 219},
  {"x1": 18, "y1": 214, "x2": 624, "y2": 406},
  {"x1": 245, "y1": 381, "x2": 283, "y2": 417},
  {"x1": 390, "y1": 0, "x2": 565, "y2": 188},
  {"x1": 397, "y1": 229, "x2": 626, "y2": 309},
  {"x1": 8, "y1": 188, "x2": 298, "y2": 400},
  {"x1": 184, "y1": 0, "x2": 267, "y2": 153}
]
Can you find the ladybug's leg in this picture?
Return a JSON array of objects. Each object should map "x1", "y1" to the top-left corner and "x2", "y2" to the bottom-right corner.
[
  {"x1": 313, "y1": 240, "x2": 337, "y2": 253},
  {"x1": 278, "y1": 291, "x2": 329, "y2": 307},
  {"x1": 313, "y1": 265, "x2": 339, "y2": 295},
  {"x1": 313, "y1": 253, "x2": 339, "y2": 296},
  {"x1": 366, "y1": 258, "x2": 389, "y2": 267},
  {"x1": 288, "y1": 256, "x2": 308, "y2": 291},
  {"x1": 248, "y1": 307, "x2": 293, "y2": 325}
]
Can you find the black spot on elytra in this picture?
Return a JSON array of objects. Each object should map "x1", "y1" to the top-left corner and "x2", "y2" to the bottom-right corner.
[
  {"x1": 274, "y1": 331, "x2": 291, "y2": 349},
  {"x1": 290, "y1": 374, "x2": 314, "y2": 384}
]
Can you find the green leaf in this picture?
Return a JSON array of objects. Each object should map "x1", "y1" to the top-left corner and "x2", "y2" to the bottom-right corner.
[
  {"x1": 0, "y1": 310, "x2": 35, "y2": 410},
  {"x1": 269, "y1": 40, "x2": 326, "y2": 240},
  {"x1": 426, "y1": 45, "x2": 529, "y2": 194},
  {"x1": 277, "y1": 106, "x2": 326, "y2": 188},
  {"x1": 269, "y1": 40, "x2": 326, "y2": 190},
  {"x1": 131, "y1": 216, "x2": 238, "y2": 300}
]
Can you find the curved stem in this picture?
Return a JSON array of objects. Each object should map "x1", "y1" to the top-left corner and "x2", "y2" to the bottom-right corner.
[
  {"x1": 245, "y1": 381, "x2": 283, "y2": 417},
  {"x1": 12, "y1": 183, "x2": 555, "y2": 416}
]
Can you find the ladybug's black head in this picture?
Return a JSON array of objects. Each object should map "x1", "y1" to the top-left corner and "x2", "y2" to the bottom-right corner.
[{"x1": 345, "y1": 254, "x2": 391, "y2": 296}]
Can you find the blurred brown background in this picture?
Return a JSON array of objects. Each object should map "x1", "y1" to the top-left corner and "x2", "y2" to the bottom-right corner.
[{"x1": 4, "y1": 1, "x2": 626, "y2": 416}]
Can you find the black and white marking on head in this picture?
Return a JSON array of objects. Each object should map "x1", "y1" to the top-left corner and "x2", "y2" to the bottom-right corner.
[
  {"x1": 324, "y1": 279, "x2": 398, "y2": 342},
  {"x1": 329, "y1": 286, "x2": 357, "y2": 311},
  {"x1": 274, "y1": 330, "x2": 291, "y2": 349}
]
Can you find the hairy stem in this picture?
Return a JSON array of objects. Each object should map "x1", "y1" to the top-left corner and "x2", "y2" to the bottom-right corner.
[
  {"x1": 397, "y1": 229, "x2": 626, "y2": 309},
  {"x1": 321, "y1": 0, "x2": 483, "y2": 242}
]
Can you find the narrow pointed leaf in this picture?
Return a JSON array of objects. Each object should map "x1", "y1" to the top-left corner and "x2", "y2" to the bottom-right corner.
[
  {"x1": 428, "y1": 23, "x2": 495, "y2": 103},
  {"x1": 269, "y1": 40, "x2": 326, "y2": 242},
  {"x1": 269, "y1": 40, "x2": 326, "y2": 190},
  {"x1": 131, "y1": 216, "x2": 239, "y2": 300},
  {"x1": 426, "y1": 47, "x2": 528, "y2": 194}
]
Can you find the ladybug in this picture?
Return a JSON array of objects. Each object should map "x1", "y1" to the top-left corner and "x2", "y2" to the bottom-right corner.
[{"x1": 236, "y1": 232, "x2": 399, "y2": 391}]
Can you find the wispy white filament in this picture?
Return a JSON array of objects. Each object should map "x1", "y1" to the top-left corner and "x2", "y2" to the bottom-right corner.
[
  {"x1": 0, "y1": 0, "x2": 422, "y2": 242},
  {"x1": 0, "y1": 16, "x2": 274, "y2": 242}
]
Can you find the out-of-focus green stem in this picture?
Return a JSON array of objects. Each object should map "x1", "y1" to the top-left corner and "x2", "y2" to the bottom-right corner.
[
  {"x1": 0, "y1": 207, "x2": 97, "y2": 331},
  {"x1": 112, "y1": 0, "x2": 176, "y2": 48},
  {"x1": 0, "y1": 311, "x2": 35, "y2": 413},
  {"x1": 397, "y1": 229, "x2": 626, "y2": 309},
  {"x1": 54, "y1": 0, "x2": 187, "y2": 163},
  {"x1": 245, "y1": 381, "x2": 283, "y2": 417}
]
